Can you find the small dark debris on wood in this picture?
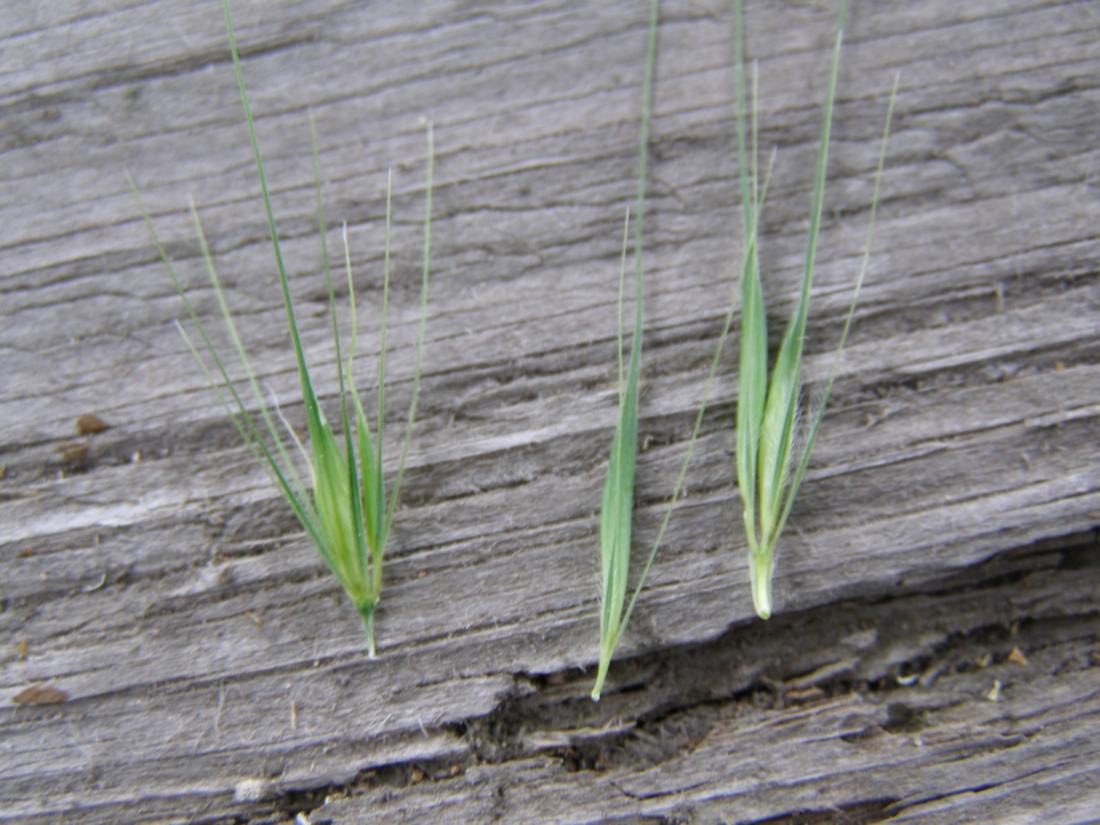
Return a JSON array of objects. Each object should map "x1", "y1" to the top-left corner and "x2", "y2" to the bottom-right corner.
[
  {"x1": 75, "y1": 413, "x2": 109, "y2": 435},
  {"x1": 56, "y1": 441, "x2": 89, "y2": 470},
  {"x1": 12, "y1": 684, "x2": 69, "y2": 705}
]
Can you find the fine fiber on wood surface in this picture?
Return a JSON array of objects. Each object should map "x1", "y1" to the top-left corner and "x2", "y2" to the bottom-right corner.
[{"x1": 2, "y1": 1, "x2": 1099, "y2": 824}]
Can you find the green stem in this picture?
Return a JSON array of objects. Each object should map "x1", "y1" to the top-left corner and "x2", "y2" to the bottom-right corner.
[
  {"x1": 750, "y1": 549, "x2": 773, "y2": 620},
  {"x1": 591, "y1": 641, "x2": 614, "y2": 701},
  {"x1": 357, "y1": 601, "x2": 378, "y2": 658}
]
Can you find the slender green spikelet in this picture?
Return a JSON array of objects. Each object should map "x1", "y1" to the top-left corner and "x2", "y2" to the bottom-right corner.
[
  {"x1": 732, "y1": 0, "x2": 897, "y2": 619},
  {"x1": 131, "y1": 0, "x2": 433, "y2": 655},
  {"x1": 591, "y1": 0, "x2": 657, "y2": 702},
  {"x1": 592, "y1": 0, "x2": 742, "y2": 700}
]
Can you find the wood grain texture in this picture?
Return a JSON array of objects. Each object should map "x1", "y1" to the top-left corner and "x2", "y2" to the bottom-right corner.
[{"x1": 2, "y1": 0, "x2": 1098, "y2": 823}]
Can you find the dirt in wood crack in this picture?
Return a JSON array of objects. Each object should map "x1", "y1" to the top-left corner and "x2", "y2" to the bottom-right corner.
[{"x1": 750, "y1": 798, "x2": 901, "y2": 825}]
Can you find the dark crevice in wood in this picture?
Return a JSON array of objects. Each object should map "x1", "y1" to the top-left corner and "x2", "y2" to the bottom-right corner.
[{"x1": 750, "y1": 797, "x2": 901, "y2": 825}]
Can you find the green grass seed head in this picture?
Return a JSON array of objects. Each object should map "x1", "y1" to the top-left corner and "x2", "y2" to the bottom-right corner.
[
  {"x1": 732, "y1": 0, "x2": 896, "y2": 620},
  {"x1": 593, "y1": 0, "x2": 750, "y2": 700},
  {"x1": 591, "y1": 0, "x2": 657, "y2": 702},
  {"x1": 134, "y1": 0, "x2": 434, "y2": 656}
]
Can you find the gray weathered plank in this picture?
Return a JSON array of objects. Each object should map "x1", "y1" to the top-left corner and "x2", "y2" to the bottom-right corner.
[{"x1": 2, "y1": 0, "x2": 1098, "y2": 822}]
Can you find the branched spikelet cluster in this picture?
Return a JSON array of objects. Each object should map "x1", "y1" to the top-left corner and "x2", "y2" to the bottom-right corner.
[{"x1": 134, "y1": 0, "x2": 433, "y2": 656}]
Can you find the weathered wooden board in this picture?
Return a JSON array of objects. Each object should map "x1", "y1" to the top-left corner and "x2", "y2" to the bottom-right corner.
[{"x1": 2, "y1": 1, "x2": 1098, "y2": 823}]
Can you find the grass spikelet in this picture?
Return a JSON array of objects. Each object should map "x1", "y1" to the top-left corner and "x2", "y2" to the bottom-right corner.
[
  {"x1": 592, "y1": 0, "x2": 744, "y2": 701},
  {"x1": 732, "y1": 0, "x2": 897, "y2": 619},
  {"x1": 590, "y1": 0, "x2": 658, "y2": 702},
  {"x1": 131, "y1": 0, "x2": 433, "y2": 655}
]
